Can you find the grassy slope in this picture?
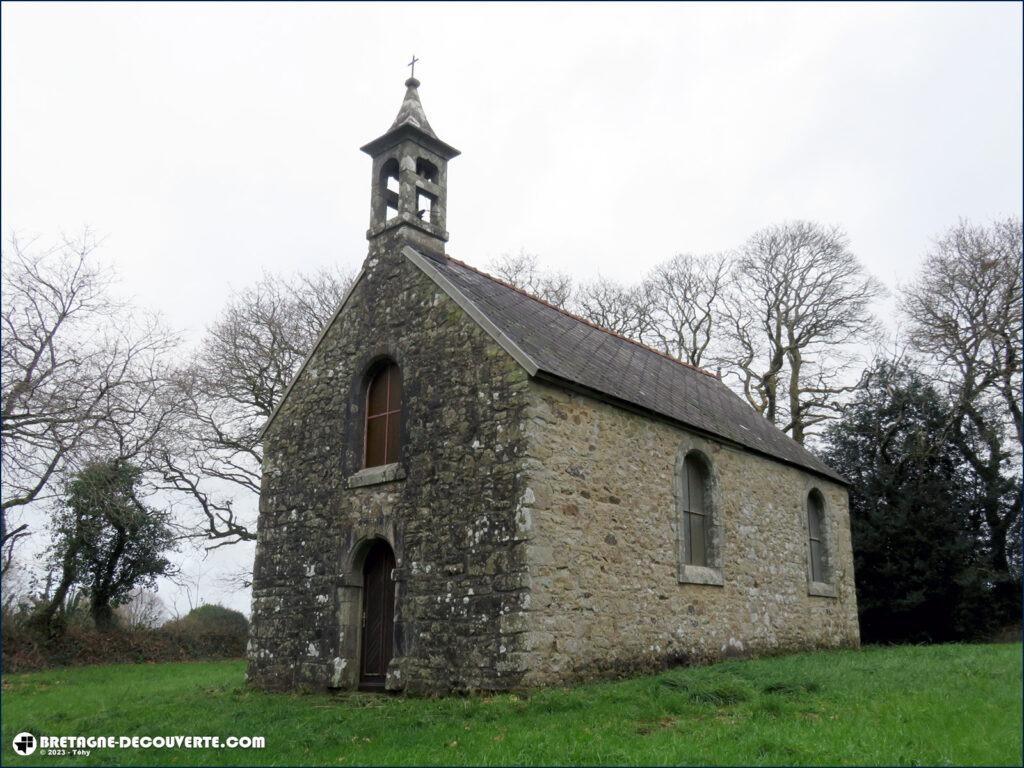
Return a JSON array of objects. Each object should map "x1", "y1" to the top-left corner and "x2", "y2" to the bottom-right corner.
[{"x1": 2, "y1": 643, "x2": 1020, "y2": 766}]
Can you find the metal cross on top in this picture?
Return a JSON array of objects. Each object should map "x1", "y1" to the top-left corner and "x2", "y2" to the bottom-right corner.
[{"x1": 407, "y1": 55, "x2": 420, "y2": 79}]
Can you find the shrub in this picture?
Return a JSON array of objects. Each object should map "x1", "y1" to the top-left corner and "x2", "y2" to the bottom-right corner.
[
  {"x1": 166, "y1": 604, "x2": 249, "y2": 635},
  {"x1": 2, "y1": 603, "x2": 250, "y2": 673},
  {"x1": 161, "y1": 604, "x2": 249, "y2": 658}
]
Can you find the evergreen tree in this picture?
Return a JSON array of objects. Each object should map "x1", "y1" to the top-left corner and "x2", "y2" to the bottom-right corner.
[
  {"x1": 40, "y1": 459, "x2": 176, "y2": 631},
  {"x1": 820, "y1": 360, "x2": 995, "y2": 643}
]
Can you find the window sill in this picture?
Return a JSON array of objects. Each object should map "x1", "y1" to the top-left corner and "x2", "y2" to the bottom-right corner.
[
  {"x1": 678, "y1": 565, "x2": 724, "y2": 586},
  {"x1": 808, "y1": 581, "x2": 836, "y2": 598},
  {"x1": 347, "y1": 463, "x2": 406, "y2": 489}
]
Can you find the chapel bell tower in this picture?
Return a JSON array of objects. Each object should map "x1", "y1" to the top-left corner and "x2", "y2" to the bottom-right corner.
[{"x1": 360, "y1": 69, "x2": 460, "y2": 256}]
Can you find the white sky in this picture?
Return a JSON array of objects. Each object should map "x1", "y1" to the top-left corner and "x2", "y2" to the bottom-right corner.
[{"x1": 3, "y1": 1, "x2": 1022, "y2": 615}]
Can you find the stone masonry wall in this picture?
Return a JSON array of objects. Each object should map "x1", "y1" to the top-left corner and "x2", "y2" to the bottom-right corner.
[
  {"x1": 247, "y1": 231, "x2": 532, "y2": 694},
  {"x1": 520, "y1": 381, "x2": 860, "y2": 686}
]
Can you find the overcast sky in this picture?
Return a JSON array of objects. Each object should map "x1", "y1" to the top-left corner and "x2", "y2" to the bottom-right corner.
[{"x1": 3, "y1": 1, "x2": 1021, "y2": 614}]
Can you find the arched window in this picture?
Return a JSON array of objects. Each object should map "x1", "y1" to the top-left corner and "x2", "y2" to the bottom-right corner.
[
  {"x1": 807, "y1": 490, "x2": 826, "y2": 583},
  {"x1": 675, "y1": 443, "x2": 723, "y2": 585},
  {"x1": 364, "y1": 362, "x2": 402, "y2": 468},
  {"x1": 379, "y1": 158, "x2": 400, "y2": 221},
  {"x1": 682, "y1": 454, "x2": 710, "y2": 567},
  {"x1": 415, "y1": 157, "x2": 438, "y2": 183}
]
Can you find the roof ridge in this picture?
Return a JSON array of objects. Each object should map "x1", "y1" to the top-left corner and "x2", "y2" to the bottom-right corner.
[{"x1": 444, "y1": 255, "x2": 719, "y2": 380}]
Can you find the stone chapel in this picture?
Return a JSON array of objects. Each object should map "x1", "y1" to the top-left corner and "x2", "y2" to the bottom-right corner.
[{"x1": 246, "y1": 76, "x2": 861, "y2": 694}]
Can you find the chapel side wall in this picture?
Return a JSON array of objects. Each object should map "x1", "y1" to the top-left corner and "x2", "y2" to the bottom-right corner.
[
  {"x1": 247, "y1": 234, "x2": 533, "y2": 694},
  {"x1": 520, "y1": 381, "x2": 860, "y2": 686}
]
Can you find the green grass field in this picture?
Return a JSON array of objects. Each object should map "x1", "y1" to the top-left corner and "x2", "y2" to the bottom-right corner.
[{"x1": 2, "y1": 643, "x2": 1020, "y2": 766}]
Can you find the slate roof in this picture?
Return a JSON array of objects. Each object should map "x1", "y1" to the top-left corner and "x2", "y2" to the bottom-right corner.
[{"x1": 414, "y1": 249, "x2": 845, "y2": 484}]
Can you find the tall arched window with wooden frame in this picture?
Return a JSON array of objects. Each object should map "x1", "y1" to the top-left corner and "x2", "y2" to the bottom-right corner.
[
  {"x1": 675, "y1": 443, "x2": 723, "y2": 586},
  {"x1": 682, "y1": 453, "x2": 710, "y2": 567},
  {"x1": 807, "y1": 489, "x2": 827, "y2": 584},
  {"x1": 364, "y1": 362, "x2": 402, "y2": 468}
]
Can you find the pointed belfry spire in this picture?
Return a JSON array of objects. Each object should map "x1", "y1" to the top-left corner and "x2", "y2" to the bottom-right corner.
[
  {"x1": 388, "y1": 77, "x2": 437, "y2": 138},
  {"x1": 361, "y1": 69, "x2": 460, "y2": 256}
]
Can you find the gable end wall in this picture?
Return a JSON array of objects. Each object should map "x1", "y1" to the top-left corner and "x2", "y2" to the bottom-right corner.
[{"x1": 247, "y1": 235, "x2": 533, "y2": 694}]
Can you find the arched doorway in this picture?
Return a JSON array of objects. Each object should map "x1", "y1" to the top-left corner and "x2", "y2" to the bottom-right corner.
[{"x1": 359, "y1": 539, "x2": 396, "y2": 690}]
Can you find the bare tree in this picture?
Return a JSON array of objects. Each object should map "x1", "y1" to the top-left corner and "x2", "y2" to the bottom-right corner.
[
  {"x1": 115, "y1": 587, "x2": 167, "y2": 629},
  {"x1": 491, "y1": 251, "x2": 727, "y2": 367},
  {"x1": 1, "y1": 232, "x2": 179, "y2": 570},
  {"x1": 217, "y1": 563, "x2": 254, "y2": 592},
  {"x1": 718, "y1": 221, "x2": 885, "y2": 444},
  {"x1": 1, "y1": 552, "x2": 38, "y2": 615},
  {"x1": 573, "y1": 277, "x2": 657, "y2": 339},
  {"x1": 645, "y1": 253, "x2": 729, "y2": 367},
  {"x1": 488, "y1": 251, "x2": 574, "y2": 309},
  {"x1": 157, "y1": 268, "x2": 354, "y2": 548},
  {"x1": 488, "y1": 252, "x2": 655, "y2": 339},
  {"x1": 902, "y1": 218, "x2": 1023, "y2": 599}
]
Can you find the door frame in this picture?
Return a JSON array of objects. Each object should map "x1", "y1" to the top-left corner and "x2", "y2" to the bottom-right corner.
[
  {"x1": 334, "y1": 532, "x2": 402, "y2": 691},
  {"x1": 357, "y1": 538, "x2": 396, "y2": 691}
]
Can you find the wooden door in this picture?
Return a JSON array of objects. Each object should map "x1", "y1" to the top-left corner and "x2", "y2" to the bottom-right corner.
[{"x1": 359, "y1": 540, "x2": 395, "y2": 690}]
